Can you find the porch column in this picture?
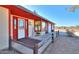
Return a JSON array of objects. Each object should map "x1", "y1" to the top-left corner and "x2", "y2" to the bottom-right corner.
[{"x1": 0, "y1": 7, "x2": 9, "y2": 50}]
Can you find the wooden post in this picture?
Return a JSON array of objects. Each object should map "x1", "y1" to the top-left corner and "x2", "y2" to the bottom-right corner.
[
  {"x1": 33, "y1": 44, "x2": 38, "y2": 54},
  {"x1": 9, "y1": 35, "x2": 12, "y2": 50},
  {"x1": 8, "y1": 12, "x2": 12, "y2": 50},
  {"x1": 52, "y1": 32, "x2": 54, "y2": 43}
]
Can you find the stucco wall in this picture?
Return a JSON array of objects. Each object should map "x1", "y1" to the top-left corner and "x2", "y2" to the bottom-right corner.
[{"x1": 0, "y1": 7, "x2": 9, "y2": 50}]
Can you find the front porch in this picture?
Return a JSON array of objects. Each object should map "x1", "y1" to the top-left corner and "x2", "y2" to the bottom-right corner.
[{"x1": 12, "y1": 32, "x2": 53, "y2": 54}]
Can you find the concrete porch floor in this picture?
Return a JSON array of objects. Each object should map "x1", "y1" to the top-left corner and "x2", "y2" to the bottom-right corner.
[
  {"x1": 1, "y1": 36, "x2": 79, "y2": 54},
  {"x1": 0, "y1": 49, "x2": 20, "y2": 54}
]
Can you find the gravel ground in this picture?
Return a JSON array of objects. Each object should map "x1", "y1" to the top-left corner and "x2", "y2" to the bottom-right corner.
[{"x1": 44, "y1": 36, "x2": 79, "y2": 54}]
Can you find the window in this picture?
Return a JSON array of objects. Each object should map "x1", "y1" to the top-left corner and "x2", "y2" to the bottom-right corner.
[
  {"x1": 34, "y1": 20, "x2": 41, "y2": 32},
  {"x1": 18, "y1": 19, "x2": 24, "y2": 29},
  {"x1": 14, "y1": 19, "x2": 16, "y2": 29}
]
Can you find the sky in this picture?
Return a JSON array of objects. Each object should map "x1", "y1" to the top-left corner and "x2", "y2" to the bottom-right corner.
[{"x1": 22, "y1": 5, "x2": 79, "y2": 26}]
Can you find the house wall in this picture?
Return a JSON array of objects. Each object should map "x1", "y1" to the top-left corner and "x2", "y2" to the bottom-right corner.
[{"x1": 0, "y1": 7, "x2": 9, "y2": 50}]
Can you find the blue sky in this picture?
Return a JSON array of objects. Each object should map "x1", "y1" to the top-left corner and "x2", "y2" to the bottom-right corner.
[{"x1": 23, "y1": 5, "x2": 79, "y2": 26}]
